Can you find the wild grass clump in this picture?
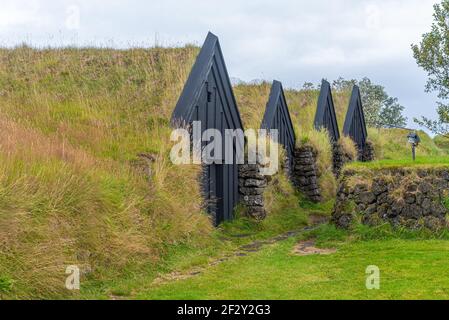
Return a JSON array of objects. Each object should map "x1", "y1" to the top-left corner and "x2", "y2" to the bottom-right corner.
[
  {"x1": 233, "y1": 81, "x2": 271, "y2": 130},
  {"x1": 339, "y1": 135, "x2": 358, "y2": 160},
  {"x1": 0, "y1": 45, "x2": 216, "y2": 299}
]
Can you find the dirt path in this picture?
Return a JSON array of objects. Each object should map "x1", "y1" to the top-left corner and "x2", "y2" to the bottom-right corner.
[
  {"x1": 150, "y1": 214, "x2": 329, "y2": 286},
  {"x1": 292, "y1": 240, "x2": 337, "y2": 256}
]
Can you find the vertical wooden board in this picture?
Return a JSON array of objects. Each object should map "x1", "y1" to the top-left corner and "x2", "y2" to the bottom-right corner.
[
  {"x1": 314, "y1": 80, "x2": 340, "y2": 142},
  {"x1": 261, "y1": 80, "x2": 296, "y2": 171},
  {"x1": 171, "y1": 32, "x2": 244, "y2": 225},
  {"x1": 343, "y1": 85, "x2": 367, "y2": 150},
  {"x1": 233, "y1": 160, "x2": 239, "y2": 205}
]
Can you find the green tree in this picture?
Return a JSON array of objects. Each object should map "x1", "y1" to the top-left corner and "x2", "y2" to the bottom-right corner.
[
  {"x1": 412, "y1": 0, "x2": 449, "y2": 137},
  {"x1": 358, "y1": 78, "x2": 388, "y2": 128},
  {"x1": 378, "y1": 97, "x2": 407, "y2": 128},
  {"x1": 332, "y1": 77, "x2": 407, "y2": 128}
]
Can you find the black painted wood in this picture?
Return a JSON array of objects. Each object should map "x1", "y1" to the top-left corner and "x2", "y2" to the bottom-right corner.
[
  {"x1": 314, "y1": 80, "x2": 340, "y2": 142},
  {"x1": 261, "y1": 80, "x2": 296, "y2": 171},
  {"x1": 171, "y1": 32, "x2": 244, "y2": 225},
  {"x1": 343, "y1": 85, "x2": 367, "y2": 150}
]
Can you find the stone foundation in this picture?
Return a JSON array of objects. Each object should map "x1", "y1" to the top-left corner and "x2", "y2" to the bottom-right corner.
[
  {"x1": 332, "y1": 142, "x2": 351, "y2": 177},
  {"x1": 291, "y1": 146, "x2": 321, "y2": 202},
  {"x1": 239, "y1": 164, "x2": 267, "y2": 220},
  {"x1": 332, "y1": 168, "x2": 449, "y2": 230},
  {"x1": 358, "y1": 141, "x2": 375, "y2": 162}
]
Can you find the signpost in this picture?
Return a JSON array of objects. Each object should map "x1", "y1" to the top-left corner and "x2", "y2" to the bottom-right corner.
[{"x1": 407, "y1": 131, "x2": 421, "y2": 161}]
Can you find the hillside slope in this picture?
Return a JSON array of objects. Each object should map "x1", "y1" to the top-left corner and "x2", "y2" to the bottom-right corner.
[
  {"x1": 368, "y1": 128, "x2": 447, "y2": 160},
  {"x1": 0, "y1": 46, "x2": 218, "y2": 298},
  {"x1": 434, "y1": 135, "x2": 449, "y2": 152}
]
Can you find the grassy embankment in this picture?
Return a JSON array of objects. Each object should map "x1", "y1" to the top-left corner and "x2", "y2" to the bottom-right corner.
[
  {"x1": 0, "y1": 45, "x2": 217, "y2": 298},
  {"x1": 434, "y1": 135, "x2": 449, "y2": 151}
]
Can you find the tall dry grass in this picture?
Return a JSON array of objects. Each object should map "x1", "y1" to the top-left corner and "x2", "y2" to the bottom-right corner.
[
  {"x1": 233, "y1": 81, "x2": 271, "y2": 130},
  {"x1": 339, "y1": 135, "x2": 358, "y2": 160},
  {"x1": 0, "y1": 45, "x2": 214, "y2": 299}
]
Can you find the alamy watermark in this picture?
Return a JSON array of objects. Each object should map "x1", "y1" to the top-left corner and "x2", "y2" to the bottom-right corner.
[
  {"x1": 170, "y1": 121, "x2": 279, "y2": 176},
  {"x1": 65, "y1": 265, "x2": 80, "y2": 290},
  {"x1": 365, "y1": 265, "x2": 380, "y2": 290},
  {"x1": 65, "y1": 5, "x2": 80, "y2": 30}
]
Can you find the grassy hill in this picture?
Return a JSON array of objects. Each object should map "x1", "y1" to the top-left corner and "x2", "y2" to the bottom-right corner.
[
  {"x1": 434, "y1": 135, "x2": 449, "y2": 152},
  {"x1": 0, "y1": 45, "x2": 215, "y2": 298},
  {"x1": 368, "y1": 128, "x2": 446, "y2": 160}
]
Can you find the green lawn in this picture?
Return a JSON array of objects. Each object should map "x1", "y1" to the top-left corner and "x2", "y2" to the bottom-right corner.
[
  {"x1": 137, "y1": 237, "x2": 449, "y2": 300},
  {"x1": 347, "y1": 156, "x2": 449, "y2": 170}
]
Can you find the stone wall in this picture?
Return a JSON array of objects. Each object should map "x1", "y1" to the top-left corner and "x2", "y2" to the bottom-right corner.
[
  {"x1": 291, "y1": 145, "x2": 321, "y2": 203},
  {"x1": 358, "y1": 141, "x2": 375, "y2": 162},
  {"x1": 332, "y1": 142, "x2": 349, "y2": 177},
  {"x1": 332, "y1": 168, "x2": 449, "y2": 230},
  {"x1": 239, "y1": 164, "x2": 267, "y2": 220}
]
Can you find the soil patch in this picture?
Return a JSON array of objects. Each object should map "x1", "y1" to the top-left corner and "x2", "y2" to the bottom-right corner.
[{"x1": 292, "y1": 240, "x2": 337, "y2": 256}]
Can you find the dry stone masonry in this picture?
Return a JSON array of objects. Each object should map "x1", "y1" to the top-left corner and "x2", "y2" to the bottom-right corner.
[
  {"x1": 291, "y1": 145, "x2": 321, "y2": 203},
  {"x1": 239, "y1": 164, "x2": 267, "y2": 220},
  {"x1": 332, "y1": 142, "x2": 352, "y2": 177},
  {"x1": 332, "y1": 168, "x2": 449, "y2": 230},
  {"x1": 358, "y1": 141, "x2": 375, "y2": 162}
]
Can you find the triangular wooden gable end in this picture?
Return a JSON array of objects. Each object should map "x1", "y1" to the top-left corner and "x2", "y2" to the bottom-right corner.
[
  {"x1": 171, "y1": 32, "x2": 243, "y2": 225},
  {"x1": 261, "y1": 80, "x2": 296, "y2": 170},
  {"x1": 343, "y1": 85, "x2": 367, "y2": 150},
  {"x1": 171, "y1": 32, "x2": 243, "y2": 131},
  {"x1": 314, "y1": 80, "x2": 340, "y2": 142}
]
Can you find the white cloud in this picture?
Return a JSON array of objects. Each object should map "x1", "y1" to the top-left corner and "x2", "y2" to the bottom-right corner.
[{"x1": 0, "y1": 0, "x2": 44, "y2": 29}]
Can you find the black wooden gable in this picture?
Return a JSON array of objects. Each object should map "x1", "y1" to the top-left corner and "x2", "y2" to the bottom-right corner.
[
  {"x1": 172, "y1": 32, "x2": 243, "y2": 130},
  {"x1": 171, "y1": 32, "x2": 243, "y2": 226},
  {"x1": 261, "y1": 80, "x2": 296, "y2": 170},
  {"x1": 343, "y1": 85, "x2": 367, "y2": 149},
  {"x1": 314, "y1": 80, "x2": 340, "y2": 142}
]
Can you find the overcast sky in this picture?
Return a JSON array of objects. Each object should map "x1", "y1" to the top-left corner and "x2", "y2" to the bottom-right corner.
[{"x1": 0, "y1": 0, "x2": 443, "y2": 132}]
